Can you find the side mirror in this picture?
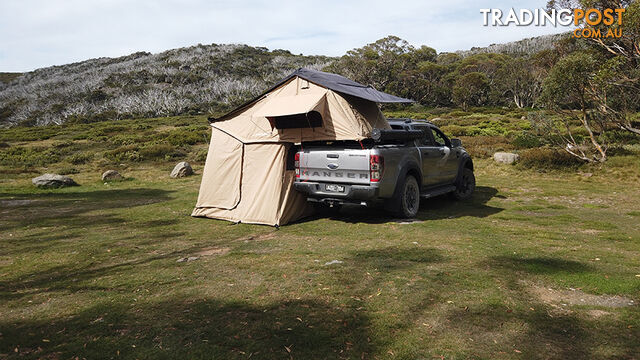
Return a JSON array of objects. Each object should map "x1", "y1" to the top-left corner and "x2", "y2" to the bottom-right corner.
[{"x1": 451, "y1": 138, "x2": 462, "y2": 148}]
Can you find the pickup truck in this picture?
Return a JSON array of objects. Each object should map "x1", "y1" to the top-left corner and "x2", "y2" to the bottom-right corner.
[{"x1": 293, "y1": 118, "x2": 475, "y2": 218}]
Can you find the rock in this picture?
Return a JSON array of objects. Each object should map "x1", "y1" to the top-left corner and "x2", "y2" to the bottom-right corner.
[
  {"x1": 32, "y1": 174, "x2": 78, "y2": 188},
  {"x1": 521, "y1": 116, "x2": 527, "y2": 121},
  {"x1": 493, "y1": 152, "x2": 520, "y2": 165},
  {"x1": 431, "y1": 117, "x2": 443, "y2": 122},
  {"x1": 170, "y1": 161, "x2": 193, "y2": 178},
  {"x1": 101, "y1": 170, "x2": 123, "y2": 181},
  {"x1": 323, "y1": 260, "x2": 343, "y2": 266},
  {"x1": 177, "y1": 256, "x2": 199, "y2": 263}
]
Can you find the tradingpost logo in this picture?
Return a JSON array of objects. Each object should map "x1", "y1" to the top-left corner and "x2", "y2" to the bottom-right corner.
[{"x1": 480, "y1": 7, "x2": 625, "y2": 39}]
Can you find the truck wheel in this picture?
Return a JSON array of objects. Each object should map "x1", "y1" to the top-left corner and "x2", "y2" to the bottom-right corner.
[
  {"x1": 396, "y1": 175, "x2": 420, "y2": 218},
  {"x1": 452, "y1": 168, "x2": 475, "y2": 200}
]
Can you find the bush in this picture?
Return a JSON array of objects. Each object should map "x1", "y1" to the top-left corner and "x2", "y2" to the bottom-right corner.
[
  {"x1": 440, "y1": 125, "x2": 467, "y2": 137},
  {"x1": 68, "y1": 152, "x2": 94, "y2": 165},
  {"x1": 512, "y1": 132, "x2": 542, "y2": 149},
  {"x1": 165, "y1": 129, "x2": 205, "y2": 146},
  {"x1": 459, "y1": 136, "x2": 513, "y2": 158},
  {"x1": 109, "y1": 134, "x2": 152, "y2": 146},
  {"x1": 57, "y1": 166, "x2": 80, "y2": 175},
  {"x1": 518, "y1": 148, "x2": 583, "y2": 169},
  {"x1": 194, "y1": 149, "x2": 208, "y2": 162},
  {"x1": 0, "y1": 146, "x2": 61, "y2": 167},
  {"x1": 139, "y1": 144, "x2": 176, "y2": 160},
  {"x1": 52, "y1": 140, "x2": 75, "y2": 148},
  {"x1": 449, "y1": 110, "x2": 472, "y2": 117},
  {"x1": 104, "y1": 145, "x2": 141, "y2": 163}
]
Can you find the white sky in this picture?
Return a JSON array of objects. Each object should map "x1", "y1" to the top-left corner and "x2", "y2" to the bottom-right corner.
[{"x1": 0, "y1": 0, "x2": 573, "y2": 72}]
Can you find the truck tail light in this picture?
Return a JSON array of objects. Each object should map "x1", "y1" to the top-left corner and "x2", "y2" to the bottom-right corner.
[
  {"x1": 370, "y1": 155, "x2": 384, "y2": 182},
  {"x1": 294, "y1": 152, "x2": 300, "y2": 178}
]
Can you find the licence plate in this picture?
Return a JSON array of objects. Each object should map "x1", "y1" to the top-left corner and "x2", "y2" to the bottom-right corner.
[{"x1": 325, "y1": 184, "x2": 345, "y2": 193}]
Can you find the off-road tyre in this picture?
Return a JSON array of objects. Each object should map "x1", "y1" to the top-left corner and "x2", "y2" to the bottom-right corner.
[
  {"x1": 452, "y1": 168, "x2": 475, "y2": 200},
  {"x1": 395, "y1": 175, "x2": 420, "y2": 218}
]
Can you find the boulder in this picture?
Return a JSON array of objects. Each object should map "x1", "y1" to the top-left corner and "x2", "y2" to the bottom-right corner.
[
  {"x1": 493, "y1": 152, "x2": 520, "y2": 165},
  {"x1": 170, "y1": 161, "x2": 193, "y2": 178},
  {"x1": 101, "y1": 170, "x2": 123, "y2": 181},
  {"x1": 32, "y1": 173, "x2": 78, "y2": 188}
]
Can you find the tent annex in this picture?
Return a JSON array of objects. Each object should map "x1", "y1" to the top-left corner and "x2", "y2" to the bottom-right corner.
[{"x1": 192, "y1": 68, "x2": 413, "y2": 226}]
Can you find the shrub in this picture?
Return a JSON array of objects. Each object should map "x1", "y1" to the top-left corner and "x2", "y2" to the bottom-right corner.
[
  {"x1": 0, "y1": 146, "x2": 61, "y2": 167},
  {"x1": 194, "y1": 149, "x2": 208, "y2": 162},
  {"x1": 104, "y1": 145, "x2": 141, "y2": 163},
  {"x1": 449, "y1": 110, "x2": 471, "y2": 117},
  {"x1": 459, "y1": 136, "x2": 513, "y2": 158},
  {"x1": 518, "y1": 148, "x2": 583, "y2": 169},
  {"x1": 109, "y1": 134, "x2": 151, "y2": 146},
  {"x1": 139, "y1": 144, "x2": 176, "y2": 160},
  {"x1": 68, "y1": 152, "x2": 94, "y2": 165},
  {"x1": 440, "y1": 125, "x2": 467, "y2": 137},
  {"x1": 165, "y1": 129, "x2": 204, "y2": 146},
  {"x1": 512, "y1": 132, "x2": 542, "y2": 149},
  {"x1": 57, "y1": 166, "x2": 80, "y2": 175}
]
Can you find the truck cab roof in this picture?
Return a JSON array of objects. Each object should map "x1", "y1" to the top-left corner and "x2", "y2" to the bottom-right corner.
[{"x1": 387, "y1": 118, "x2": 435, "y2": 128}]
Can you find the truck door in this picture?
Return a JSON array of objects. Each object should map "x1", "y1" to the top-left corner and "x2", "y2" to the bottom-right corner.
[
  {"x1": 428, "y1": 126, "x2": 459, "y2": 184},
  {"x1": 412, "y1": 125, "x2": 441, "y2": 187}
]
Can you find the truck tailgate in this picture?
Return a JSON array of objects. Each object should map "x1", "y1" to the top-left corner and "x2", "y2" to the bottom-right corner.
[{"x1": 299, "y1": 148, "x2": 371, "y2": 185}]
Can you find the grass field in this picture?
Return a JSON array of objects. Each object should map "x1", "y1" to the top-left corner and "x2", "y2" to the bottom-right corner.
[
  {"x1": 1, "y1": 157, "x2": 639, "y2": 359},
  {"x1": 1, "y1": 112, "x2": 640, "y2": 359}
]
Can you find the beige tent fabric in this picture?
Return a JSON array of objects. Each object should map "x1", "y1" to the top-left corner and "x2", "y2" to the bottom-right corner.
[
  {"x1": 195, "y1": 128, "x2": 243, "y2": 209},
  {"x1": 277, "y1": 169, "x2": 313, "y2": 224},
  {"x1": 254, "y1": 92, "x2": 327, "y2": 117},
  {"x1": 193, "y1": 141, "x2": 312, "y2": 226},
  {"x1": 193, "y1": 74, "x2": 390, "y2": 226},
  {"x1": 213, "y1": 77, "x2": 388, "y2": 144}
]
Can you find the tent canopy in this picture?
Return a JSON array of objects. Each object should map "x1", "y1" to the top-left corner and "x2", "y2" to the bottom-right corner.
[{"x1": 214, "y1": 68, "x2": 413, "y2": 122}]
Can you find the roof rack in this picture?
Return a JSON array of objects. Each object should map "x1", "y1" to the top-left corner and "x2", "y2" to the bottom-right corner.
[{"x1": 387, "y1": 118, "x2": 432, "y2": 124}]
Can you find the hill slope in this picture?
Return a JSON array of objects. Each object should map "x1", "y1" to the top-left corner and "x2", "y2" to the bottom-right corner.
[
  {"x1": 0, "y1": 44, "x2": 333, "y2": 127},
  {"x1": 456, "y1": 33, "x2": 569, "y2": 58}
]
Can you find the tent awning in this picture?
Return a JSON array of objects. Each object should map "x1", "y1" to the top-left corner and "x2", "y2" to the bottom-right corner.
[{"x1": 254, "y1": 92, "x2": 327, "y2": 118}]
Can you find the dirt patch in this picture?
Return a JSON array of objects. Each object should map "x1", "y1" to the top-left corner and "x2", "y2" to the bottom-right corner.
[
  {"x1": 528, "y1": 283, "x2": 635, "y2": 308},
  {"x1": 0, "y1": 199, "x2": 38, "y2": 207},
  {"x1": 235, "y1": 232, "x2": 278, "y2": 242},
  {"x1": 196, "y1": 247, "x2": 230, "y2": 256},
  {"x1": 587, "y1": 309, "x2": 612, "y2": 318},
  {"x1": 579, "y1": 229, "x2": 603, "y2": 235}
]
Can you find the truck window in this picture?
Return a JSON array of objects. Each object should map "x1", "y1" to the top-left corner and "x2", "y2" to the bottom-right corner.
[
  {"x1": 412, "y1": 125, "x2": 433, "y2": 146},
  {"x1": 430, "y1": 127, "x2": 450, "y2": 147}
]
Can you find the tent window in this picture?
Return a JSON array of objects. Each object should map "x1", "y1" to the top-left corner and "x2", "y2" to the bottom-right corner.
[{"x1": 270, "y1": 111, "x2": 323, "y2": 129}]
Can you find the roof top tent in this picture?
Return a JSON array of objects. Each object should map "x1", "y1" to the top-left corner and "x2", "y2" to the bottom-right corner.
[{"x1": 192, "y1": 68, "x2": 413, "y2": 226}]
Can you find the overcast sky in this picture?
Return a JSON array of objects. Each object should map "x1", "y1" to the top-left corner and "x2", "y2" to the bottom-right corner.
[{"x1": 0, "y1": 0, "x2": 572, "y2": 72}]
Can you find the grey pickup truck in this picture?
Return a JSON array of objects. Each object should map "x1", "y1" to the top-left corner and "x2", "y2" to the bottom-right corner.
[{"x1": 293, "y1": 118, "x2": 475, "y2": 218}]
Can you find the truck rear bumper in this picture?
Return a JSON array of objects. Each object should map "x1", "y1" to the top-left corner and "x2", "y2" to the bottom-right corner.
[{"x1": 293, "y1": 181, "x2": 378, "y2": 201}]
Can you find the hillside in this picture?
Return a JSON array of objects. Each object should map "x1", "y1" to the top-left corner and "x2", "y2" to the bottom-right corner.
[
  {"x1": 0, "y1": 33, "x2": 573, "y2": 128},
  {"x1": 456, "y1": 32, "x2": 569, "y2": 58},
  {"x1": 0, "y1": 44, "x2": 333, "y2": 127},
  {"x1": 0, "y1": 72, "x2": 22, "y2": 85}
]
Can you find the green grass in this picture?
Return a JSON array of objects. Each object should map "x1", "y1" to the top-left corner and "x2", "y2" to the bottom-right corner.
[
  {"x1": 1, "y1": 113, "x2": 639, "y2": 359},
  {"x1": 1, "y1": 159, "x2": 639, "y2": 359}
]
